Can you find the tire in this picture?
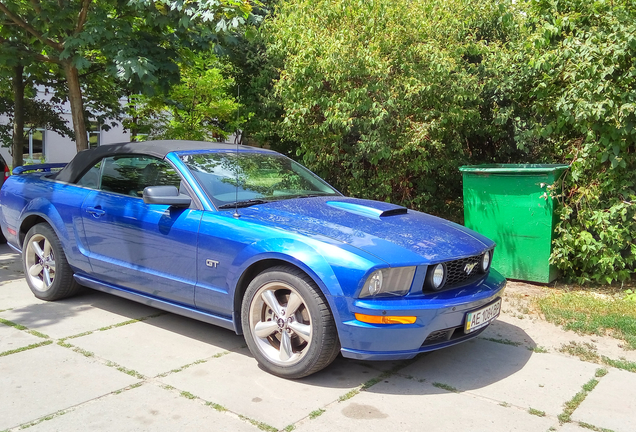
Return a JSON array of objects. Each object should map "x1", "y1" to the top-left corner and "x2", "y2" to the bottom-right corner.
[
  {"x1": 241, "y1": 266, "x2": 340, "y2": 379},
  {"x1": 22, "y1": 223, "x2": 80, "y2": 301}
]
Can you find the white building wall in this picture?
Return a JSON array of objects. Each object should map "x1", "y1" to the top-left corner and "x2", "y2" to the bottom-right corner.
[{"x1": 0, "y1": 87, "x2": 130, "y2": 168}]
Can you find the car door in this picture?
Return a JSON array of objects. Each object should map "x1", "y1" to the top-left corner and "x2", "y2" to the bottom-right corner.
[{"x1": 78, "y1": 155, "x2": 202, "y2": 305}]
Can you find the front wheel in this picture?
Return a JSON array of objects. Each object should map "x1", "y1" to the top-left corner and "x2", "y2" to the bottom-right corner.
[
  {"x1": 23, "y1": 223, "x2": 80, "y2": 301},
  {"x1": 241, "y1": 266, "x2": 340, "y2": 379}
]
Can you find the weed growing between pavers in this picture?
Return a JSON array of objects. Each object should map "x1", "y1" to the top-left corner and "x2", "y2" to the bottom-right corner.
[
  {"x1": 17, "y1": 408, "x2": 69, "y2": 430},
  {"x1": 0, "y1": 340, "x2": 52, "y2": 357},
  {"x1": 309, "y1": 409, "x2": 325, "y2": 419},
  {"x1": 528, "y1": 408, "x2": 546, "y2": 417},
  {"x1": 577, "y1": 421, "x2": 615, "y2": 432},
  {"x1": 205, "y1": 401, "x2": 227, "y2": 412},
  {"x1": 530, "y1": 346, "x2": 549, "y2": 353},
  {"x1": 432, "y1": 382, "x2": 458, "y2": 392},
  {"x1": 157, "y1": 358, "x2": 211, "y2": 378},
  {"x1": 238, "y1": 414, "x2": 278, "y2": 432},
  {"x1": 558, "y1": 372, "x2": 604, "y2": 423},
  {"x1": 0, "y1": 318, "x2": 50, "y2": 339},
  {"x1": 104, "y1": 361, "x2": 145, "y2": 379},
  {"x1": 560, "y1": 341, "x2": 636, "y2": 373},
  {"x1": 479, "y1": 337, "x2": 523, "y2": 347}
]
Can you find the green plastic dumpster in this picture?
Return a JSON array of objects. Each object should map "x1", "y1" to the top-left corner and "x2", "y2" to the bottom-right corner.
[{"x1": 459, "y1": 164, "x2": 569, "y2": 283}]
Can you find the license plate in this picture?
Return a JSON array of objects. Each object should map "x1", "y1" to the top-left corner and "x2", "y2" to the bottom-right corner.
[{"x1": 464, "y1": 299, "x2": 501, "y2": 333}]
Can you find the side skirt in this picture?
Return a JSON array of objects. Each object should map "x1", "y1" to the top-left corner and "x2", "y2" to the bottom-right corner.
[{"x1": 74, "y1": 274, "x2": 238, "y2": 333}]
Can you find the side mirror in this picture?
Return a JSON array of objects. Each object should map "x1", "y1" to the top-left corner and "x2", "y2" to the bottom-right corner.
[{"x1": 143, "y1": 186, "x2": 191, "y2": 207}]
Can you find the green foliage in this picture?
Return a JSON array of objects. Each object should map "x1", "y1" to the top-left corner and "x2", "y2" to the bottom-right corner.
[
  {"x1": 258, "y1": 0, "x2": 527, "y2": 218},
  {"x1": 126, "y1": 52, "x2": 242, "y2": 141},
  {"x1": 517, "y1": 0, "x2": 636, "y2": 284}
]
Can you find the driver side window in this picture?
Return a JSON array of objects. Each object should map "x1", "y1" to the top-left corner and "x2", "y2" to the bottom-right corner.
[{"x1": 76, "y1": 156, "x2": 183, "y2": 197}]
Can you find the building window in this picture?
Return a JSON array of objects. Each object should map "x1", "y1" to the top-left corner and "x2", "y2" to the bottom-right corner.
[
  {"x1": 88, "y1": 123, "x2": 101, "y2": 149},
  {"x1": 23, "y1": 128, "x2": 45, "y2": 162}
]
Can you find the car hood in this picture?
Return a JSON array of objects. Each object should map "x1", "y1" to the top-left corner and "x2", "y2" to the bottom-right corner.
[{"x1": 236, "y1": 197, "x2": 494, "y2": 265}]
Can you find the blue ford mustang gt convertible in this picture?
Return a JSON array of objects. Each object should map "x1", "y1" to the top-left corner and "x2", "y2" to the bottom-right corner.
[{"x1": 0, "y1": 140, "x2": 505, "y2": 378}]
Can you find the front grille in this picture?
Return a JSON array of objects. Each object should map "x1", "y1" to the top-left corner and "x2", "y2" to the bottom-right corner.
[
  {"x1": 445, "y1": 255, "x2": 482, "y2": 287},
  {"x1": 422, "y1": 252, "x2": 488, "y2": 293}
]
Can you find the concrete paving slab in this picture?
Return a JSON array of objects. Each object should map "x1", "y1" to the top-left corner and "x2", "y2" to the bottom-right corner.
[
  {"x1": 159, "y1": 349, "x2": 385, "y2": 430},
  {"x1": 0, "y1": 244, "x2": 25, "y2": 282},
  {"x1": 0, "y1": 322, "x2": 45, "y2": 353},
  {"x1": 70, "y1": 313, "x2": 245, "y2": 377},
  {"x1": 572, "y1": 369, "x2": 636, "y2": 432},
  {"x1": 293, "y1": 375, "x2": 556, "y2": 432},
  {"x1": 26, "y1": 381, "x2": 260, "y2": 432},
  {"x1": 0, "y1": 343, "x2": 139, "y2": 430},
  {"x1": 0, "y1": 290, "x2": 161, "y2": 339},
  {"x1": 0, "y1": 278, "x2": 45, "y2": 310},
  {"x1": 400, "y1": 338, "x2": 599, "y2": 416}
]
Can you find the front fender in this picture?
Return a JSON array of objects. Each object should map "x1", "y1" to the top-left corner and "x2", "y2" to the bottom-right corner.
[{"x1": 229, "y1": 236, "x2": 384, "y2": 334}]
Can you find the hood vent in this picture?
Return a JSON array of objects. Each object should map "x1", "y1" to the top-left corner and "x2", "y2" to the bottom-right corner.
[
  {"x1": 326, "y1": 201, "x2": 408, "y2": 219},
  {"x1": 380, "y1": 208, "x2": 408, "y2": 217}
]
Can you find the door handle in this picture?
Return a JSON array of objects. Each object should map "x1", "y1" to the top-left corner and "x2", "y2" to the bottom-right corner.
[{"x1": 86, "y1": 206, "x2": 105, "y2": 217}]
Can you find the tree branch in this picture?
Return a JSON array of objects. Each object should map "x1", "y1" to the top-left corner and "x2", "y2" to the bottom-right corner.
[
  {"x1": 75, "y1": 0, "x2": 91, "y2": 34},
  {"x1": 0, "y1": 2, "x2": 63, "y2": 51},
  {"x1": 29, "y1": 0, "x2": 41, "y2": 15}
]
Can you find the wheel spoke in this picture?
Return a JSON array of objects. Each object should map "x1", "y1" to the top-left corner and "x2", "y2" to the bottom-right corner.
[
  {"x1": 31, "y1": 241, "x2": 45, "y2": 260},
  {"x1": 48, "y1": 260, "x2": 56, "y2": 273},
  {"x1": 288, "y1": 322, "x2": 311, "y2": 343},
  {"x1": 279, "y1": 331, "x2": 293, "y2": 361},
  {"x1": 43, "y1": 240, "x2": 52, "y2": 258},
  {"x1": 28, "y1": 263, "x2": 43, "y2": 276},
  {"x1": 261, "y1": 290, "x2": 284, "y2": 317},
  {"x1": 286, "y1": 292, "x2": 303, "y2": 316},
  {"x1": 254, "y1": 320, "x2": 279, "y2": 338},
  {"x1": 42, "y1": 266, "x2": 53, "y2": 288}
]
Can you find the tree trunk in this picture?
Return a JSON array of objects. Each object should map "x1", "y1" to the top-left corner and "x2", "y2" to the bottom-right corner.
[
  {"x1": 63, "y1": 61, "x2": 89, "y2": 152},
  {"x1": 12, "y1": 65, "x2": 25, "y2": 169}
]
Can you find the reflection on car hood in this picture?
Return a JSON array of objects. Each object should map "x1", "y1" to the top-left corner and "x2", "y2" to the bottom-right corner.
[{"x1": 236, "y1": 197, "x2": 494, "y2": 265}]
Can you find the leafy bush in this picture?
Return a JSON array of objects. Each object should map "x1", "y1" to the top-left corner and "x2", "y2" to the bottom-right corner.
[
  {"x1": 261, "y1": 0, "x2": 523, "y2": 218},
  {"x1": 520, "y1": 0, "x2": 636, "y2": 283}
]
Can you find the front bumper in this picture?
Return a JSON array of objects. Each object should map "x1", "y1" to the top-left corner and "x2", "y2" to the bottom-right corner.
[{"x1": 336, "y1": 269, "x2": 507, "y2": 361}]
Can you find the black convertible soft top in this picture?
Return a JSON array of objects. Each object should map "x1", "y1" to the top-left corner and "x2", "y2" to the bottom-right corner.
[{"x1": 55, "y1": 140, "x2": 242, "y2": 183}]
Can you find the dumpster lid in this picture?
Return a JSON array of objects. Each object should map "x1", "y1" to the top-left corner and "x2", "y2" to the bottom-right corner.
[{"x1": 459, "y1": 163, "x2": 569, "y2": 174}]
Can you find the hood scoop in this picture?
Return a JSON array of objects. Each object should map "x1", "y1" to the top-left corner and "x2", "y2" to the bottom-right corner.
[{"x1": 326, "y1": 200, "x2": 408, "y2": 219}]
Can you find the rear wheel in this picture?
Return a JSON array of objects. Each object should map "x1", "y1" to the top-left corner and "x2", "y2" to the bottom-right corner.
[
  {"x1": 241, "y1": 266, "x2": 340, "y2": 379},
  {"x1": 23, "y1": 223, "x2": 80, "y2": 301}
]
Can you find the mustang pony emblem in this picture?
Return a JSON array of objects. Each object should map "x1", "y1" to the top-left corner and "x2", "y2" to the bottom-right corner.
[{"x1": 464, "y1": 262, "x2": 477, "y2": 275}]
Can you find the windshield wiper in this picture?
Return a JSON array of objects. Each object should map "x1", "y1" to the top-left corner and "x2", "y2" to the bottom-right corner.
[{"x1": 218, "y1": 199, "x2": 270, "y2": 209}]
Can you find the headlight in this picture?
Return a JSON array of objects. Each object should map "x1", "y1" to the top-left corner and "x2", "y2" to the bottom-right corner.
[
  {"x1": 480, "y1": 250, "x2": 492, "y2": 273},
  {"x1": 424, "y1": 263, "x2": 446, "y2": 291},
  {"x1": 359, "y1": 267, "x2": 416, "y2": 298}
]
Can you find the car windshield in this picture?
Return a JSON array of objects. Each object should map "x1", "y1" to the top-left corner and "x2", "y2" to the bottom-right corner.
[{"x1": 180, "y1": 151, "x2": 340, "y2": 208}]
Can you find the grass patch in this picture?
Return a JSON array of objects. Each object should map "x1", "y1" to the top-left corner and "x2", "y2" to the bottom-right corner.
[
  {"x1": 238, "y1": 415, "x2": 278, "y2": 432},
  {"x1": 577, "y1": 421, "x2": 615, "y2": 431},
  {"x1": 528, "y1": 407, "x2": 546, "y2": 417},
  {"x1": 560, "y1": 341, "x2": 636, "y2": 373},
  {"x1": 157, "y1": 359, "x2": 209, "y2": 377},
  {"x1": 559, "y1": 378, "x2": 599, "y2": 423},
  {"x1": 432, "y1": 382, "x2": 458, "y2": 392},
  {"x1": 283, "y1": 425, "x2": 295, "y2": 432},
  {"x1": 309, "y1": 409, "x2": 325, "y2": 419},
  {"x1": 499, "y1": 402, "x2": 511, "y2": 407},
  {"x1": 538, "y1": 291, "x2": 636, "y2": 349},
  {"x1": 0, "y1": 340, "x2": 53, "y2": 357},
  {"x1": 480, "y1": 337, "x2": 522, "y2": 347},
  {"x1": 66, "y1": 331, "x2": 93, "y2": 340},
  {"x1": 530, "y1": 346, "x2": 549, "y2": 353}
]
